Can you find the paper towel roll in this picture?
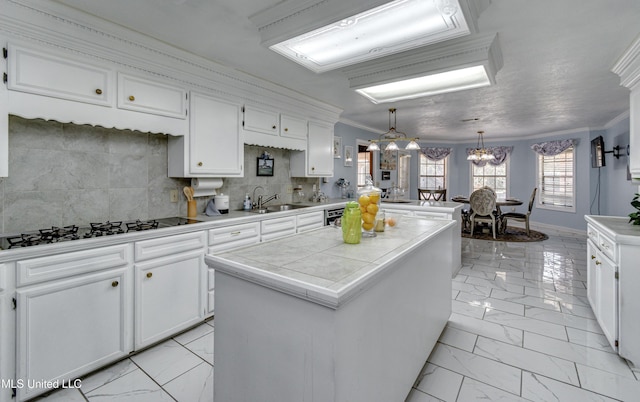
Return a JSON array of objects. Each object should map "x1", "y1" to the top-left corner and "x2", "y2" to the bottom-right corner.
[{"x1": 191, "y1": 178, "x2": 223, "y2": 197}]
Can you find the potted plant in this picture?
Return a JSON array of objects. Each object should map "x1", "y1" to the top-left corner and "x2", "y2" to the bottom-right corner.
[{"x1": 629, "y1": 193, "x2": 640, "y2": 225}]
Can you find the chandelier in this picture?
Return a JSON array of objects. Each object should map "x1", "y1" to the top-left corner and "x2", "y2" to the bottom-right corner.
[
  {"x1": 467, "y1": 130, "x2": 495, "y2": 161},
  {"x1": 366, "y1": 108, "x2": 420, "y2": 151}
]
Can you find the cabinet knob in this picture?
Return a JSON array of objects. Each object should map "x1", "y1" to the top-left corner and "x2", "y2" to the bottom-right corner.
[
  {"x1": 595, "y1": 260, "x2": 602, "y2": 266},
  {"x1": 591, "y1": 255, "x2": 596, "y2": 259},
  {"x1": 284, "y1": 127, "x2": 289, "y2": 132},
  {"x1": 95, "y1": 89, "x2": 103, "y2": 95},
  {"x1": 111, "y1": 281, "x2": 119, "y2": 287},
  {"x1": 272, "y1": 125, "x2": 277, "y2": 130},
  {"x1": 198, "y1": 162, "x2": 203, "y2": 167},
  {"x1": 129, "y1": 95, "x2": 135, "y2": 101},
  {"x1": 311, "y1": 166, "x2": 315, "y2": 171},
  {"x1": 147, "y1": 272, "x2": 153, "y2": 278}
]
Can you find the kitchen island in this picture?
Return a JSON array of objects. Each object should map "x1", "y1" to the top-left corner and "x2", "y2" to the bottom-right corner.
[{"x1": 205, "y1": 218, "x2": 456, "y2": 402}]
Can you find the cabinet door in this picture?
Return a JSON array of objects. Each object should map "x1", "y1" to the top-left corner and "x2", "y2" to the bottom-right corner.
[
  {"x1": 306, "y1": 121, "x2": 334, "y2": 176},
  {"x1": 117, "y1": 73, "x2": 186, "y2": 119},
  {"x1": 135, "y1": 249, "x2": 204, "y2": 348},
  {"x1": 189, "y1": 91, "x2": 243, "y2": 176},
  {"x1": 587, "y1": 239, "x2": 598, "y2": 308},
  {"x1": 595, "y1": 250, "x2": 618, "y2": 351},
  {"x1": 243, "y1": 106, "x2": 279, "y2": 135},
  {"x1": 16, "y1": 268, "x2": 132, "y2": 401},
  {"x1": 281, "y1": 114, "x2": 308, "y2": 139},
  {"x1": 8, "y1": 43, "x2": 112, "y2": 107},
  {"x1": 630, "y1": 88, "x2": 640, "y2": 179}
]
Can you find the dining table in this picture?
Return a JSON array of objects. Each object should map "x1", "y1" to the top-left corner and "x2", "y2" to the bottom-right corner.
[{"x1": 450, "y1": 196, "x2": 523, "y2": 235}]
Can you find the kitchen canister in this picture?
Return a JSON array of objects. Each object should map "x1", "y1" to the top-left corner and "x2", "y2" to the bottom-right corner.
[
  {"x1": 357, "y1": 175, "x2": 382, "y2": 237},
  {"x1": 342, "y1": 201, "x2": 361, "y2": 244},
  {"x1": 214, "y1": 193, "x2": 229, "y2": 214}
]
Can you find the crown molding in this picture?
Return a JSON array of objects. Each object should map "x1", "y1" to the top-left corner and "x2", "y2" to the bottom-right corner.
[{"x1": 612, "y1": 32, "x2": 640, "y2": 90}]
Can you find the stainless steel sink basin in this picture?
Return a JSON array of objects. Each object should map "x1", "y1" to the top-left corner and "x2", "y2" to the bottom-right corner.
[{"x1": 238, "y1": 204, "x2": 310, "y2": 214}]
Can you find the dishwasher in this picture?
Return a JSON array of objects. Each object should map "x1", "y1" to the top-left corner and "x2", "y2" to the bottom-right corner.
[{"x1": 325, "y1": 207, "x2": 345, "y2": 226}]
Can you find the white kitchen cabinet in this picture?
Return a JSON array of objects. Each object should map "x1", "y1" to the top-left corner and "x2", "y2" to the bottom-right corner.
[
  {"x1": 612, "y1": 34, "x2": 640, "y2": 179},
  {"x1": 134, "y1": 232, "x2": 205, "y2": 348},
  {"x1": 290, "y1": 120, "x2": 334, "y2": 177},
  {"x1": 7, "y1": 43, "x2": 112, "y2": 107},
  {"x1": 208, "y1": 222, "x2": 260, "y2": 253},
  {"x1": 585, "y1": 216, "x2": 640, "y2": 371},
  {"x1": 242, "y1": 106, "x2": 307, "y2": 150},
  {"x1": 16, "y1": 267, "x2": 132, "y2": 401},
  {"x1": 296, "y1": 210, "x2": 325, "y2": 233},
  {"x1": 117, "y1": 73, "x2": 187, "y2": 119},
  {"x1": 168, "y1": 91, "x2": 243, "y2": 177},
  {"x1": 261, "y1": 215, "x2": 296, "y2": 241},
  {"x1": 280, "y1": 114, "x2": 308, "y2": 140}
]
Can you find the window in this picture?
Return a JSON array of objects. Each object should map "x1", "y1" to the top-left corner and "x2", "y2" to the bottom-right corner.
[
  {"x1": 419, "y1": 154, "x2": 447, "y2": 189},
  {"x1": 357, "y1": 144, "x2": 372, "y2": 187},
  {"x1": 471, "y1": 162, "x2": 508, "y2": 199},
  {"x1": 536, "y1": 146, "x2": 575, "y2": 212}
]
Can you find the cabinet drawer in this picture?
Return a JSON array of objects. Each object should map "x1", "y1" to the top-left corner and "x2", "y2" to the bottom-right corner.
[
  {"x1": 587, "y1": 224, "x2": 599, "y2": 244},
  {"x1": 598, "y1": 232, "x2": 617, "y2": 263},
  {"x1": 17, "y1": 244, "x2": 130, "y2": 286},
  {"x1": 8, "y1": 44, "x2": 112, "y2": 107},
  {"x1": 261, "y1": 216, "x2": 296, "y2": 241},
  {"x1": 296, "y1": 211, "x2": 324, "y2": 233},
  {"x1": 118, "y1": 73, "x2": 187, "y2": 119},
  {"x1": 135, "y1": 231, "x2": 206, "y2": 262},
  {"x1": 209, "y1": 222, "x2": 260, "y2": 253},
  {"x1": 414, "y1": 211, "x2": 449, "y2": 220}
]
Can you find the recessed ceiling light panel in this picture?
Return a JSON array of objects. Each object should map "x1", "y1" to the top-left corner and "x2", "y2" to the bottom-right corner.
[{"x1": 269, "y1": 0, "x2": 471, "y2": 73}]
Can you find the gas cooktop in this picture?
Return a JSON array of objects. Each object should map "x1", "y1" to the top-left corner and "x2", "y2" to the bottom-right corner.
[{"x1": 0, "y1": 217, "x2": 201, "y2": 250}]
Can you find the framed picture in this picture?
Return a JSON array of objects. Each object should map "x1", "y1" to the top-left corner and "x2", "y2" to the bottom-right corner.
[
  {"x1": 333, "y1": 136, "x2": 342, "y2": 158},
  {"x1": 380, "y1": 149, "x2": 397, "y2": 170},
  {"x1": 256, "y1": 158, "x2": 274, "y2": 176},
  {"x1": 344, "y1": 145, "x2": 353, "y2": 167}
]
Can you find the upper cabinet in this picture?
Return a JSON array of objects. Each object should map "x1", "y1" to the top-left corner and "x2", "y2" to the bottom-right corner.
[
  {"x1": 290, "y1": 120, "x2": 334, "y2": 177},
  {"x1": 612, "y1": 33, "x2": 640, "y2": 180},
  {"x1": 7, "y1": 43, "x2": 112, "y2": 107},
  {"x1": 168, "y1": 91, "x2": 243, "y2": 177},
  {"x1": 117, "y1": 73, "x2": 187, "y2": 119},
  {"x1": 242, "y1": 105, "x2": 307, "y2": 150}
]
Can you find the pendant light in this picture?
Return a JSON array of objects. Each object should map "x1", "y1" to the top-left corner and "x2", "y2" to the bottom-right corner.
[
  {"x1": 467, "y1": 130, "x2": 495, "y2": 161},
  {"x1": 366, "y1": 108, "x2": 420, "y2": 151}
]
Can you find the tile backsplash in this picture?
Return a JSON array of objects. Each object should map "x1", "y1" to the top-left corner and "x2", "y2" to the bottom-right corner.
[{"x1": 1, "y1": 116, "x2": 318, "y2": 233}]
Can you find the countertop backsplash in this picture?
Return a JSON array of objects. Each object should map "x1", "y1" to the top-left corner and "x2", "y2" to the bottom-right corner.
[{"x1": 0, "y1": 116, "x2": 320, "y2": 233}]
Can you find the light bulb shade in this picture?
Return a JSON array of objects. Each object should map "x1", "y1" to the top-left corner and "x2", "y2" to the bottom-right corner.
[
  {"x1": 366, "y1": 142, "x2": 380, "y2": 151},
  {"x1": 405, "y1": 140, "x2": 421, "y2": 150},
  {"x1": 385, "y1": 141, "x2": 399, "y2": 151}
]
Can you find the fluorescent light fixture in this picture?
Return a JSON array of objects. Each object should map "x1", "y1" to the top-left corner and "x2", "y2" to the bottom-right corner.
[
  {"x1": 344, "y1": 33, "x2": 503, "y2": 103},
  {"x1": 267, "y1": 0, "x2": 471, "y2": 73},
  {"x1": 356, "y1": 65, "x2": 489, "y2": 103}
]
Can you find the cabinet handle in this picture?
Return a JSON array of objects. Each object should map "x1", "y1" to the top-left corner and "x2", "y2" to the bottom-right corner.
[
  {"x1": 198, "y1": 162, "x2": 203, "y2": 167},
  {"x1": 147, "y1": 272, "x2": 153, "y2": 278},
  {"x1": 601, "y1": 243, "x2": 609, "y2": 249},
  {"x1": 111, "y1": 281, "x2": 119, "y2": 287},
  {"x1": 231, "y1": 231, "x2": 241, "y2": 236},
  {"x1": 591, "y1": 255, "x2": 596, "y2": 259},
  {"x1": 129, "y1": 95, "x2": 135, "y2": 101},
  {"x1": 95, "y1": 89, "x2": 103, "y2": 95},
  {"x1": 595, "y1": 260, "x2": 602, "y2": 266}
]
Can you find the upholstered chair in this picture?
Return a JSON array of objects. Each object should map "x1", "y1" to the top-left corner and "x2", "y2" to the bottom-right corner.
[
  {"x1": 469, "y1": 188, "x2": 497, "y2": 239},
  {"x1": 501, "y1": 188, "x2": 537, "y2": 236}
]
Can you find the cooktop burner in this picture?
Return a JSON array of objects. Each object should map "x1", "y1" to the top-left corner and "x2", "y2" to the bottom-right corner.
[{"x1": 1, "y1": 217, "x2": 202, "y2": 249}]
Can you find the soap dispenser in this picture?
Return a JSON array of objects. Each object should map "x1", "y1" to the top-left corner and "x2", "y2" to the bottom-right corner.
[{"x1": 243, "y1": 193, "x2": 252, "y2": 210}]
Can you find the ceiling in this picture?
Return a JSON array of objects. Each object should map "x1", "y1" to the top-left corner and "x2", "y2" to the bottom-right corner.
[{"x1": 52, "y1": 0, "x2": 640, "y2": 142}]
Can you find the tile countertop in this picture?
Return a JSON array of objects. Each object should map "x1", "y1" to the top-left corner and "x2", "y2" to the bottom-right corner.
[
  {"x1": 205, "y1": 218, "x2": 456, "y2": 309},
  {"x1": 585, "y1": 215, "x2": 640, "y2": 246},
  {"x1": 380, "y1": 199, "x2": 464, "y2": 212}
]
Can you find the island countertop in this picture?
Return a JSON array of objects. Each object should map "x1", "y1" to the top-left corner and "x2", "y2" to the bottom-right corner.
[{"x1": 205, "y1": 218, "x2": 456, "y2": 309}]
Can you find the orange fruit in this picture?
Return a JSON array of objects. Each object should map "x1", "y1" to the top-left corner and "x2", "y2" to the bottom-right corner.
[
  {"x1": 369, "y1": 193, "x2": 380, "y2": 203},
  {"x1": 362, "y1": 222, "x2": 374, "y2": 231},
  {"x1": 387, "y1": 218, "x2": 397, "y2": 227},
  {"x1": 366, "y1": 204, "x2": 379, "y2": 214},
  {"x1": 358, "y1": 195, "x2": 370, "y2": 206}
]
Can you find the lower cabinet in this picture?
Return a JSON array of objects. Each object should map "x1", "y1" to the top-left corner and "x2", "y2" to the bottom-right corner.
[
  {"x1": 16, "y1": 267, "x2": 132, "y2": 401},
  {"x1": 134, "y1": 232, "x2": 206, "y2": 349},
  {"x1": 587, "y1": 238, "x2": 618, "y2": 351}
]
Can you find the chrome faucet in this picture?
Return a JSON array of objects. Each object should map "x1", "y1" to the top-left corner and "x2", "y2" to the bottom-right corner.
[
  {"x1": 257, "y1": 193, "x2": 279, "y2": 210},
  {"x1": 251, "y1": 186, "x2": 264, "y2": 209}
]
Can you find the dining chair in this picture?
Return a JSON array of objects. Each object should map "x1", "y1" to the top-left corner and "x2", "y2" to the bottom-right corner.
[
  {"x1": 469, "y1": 188, "x2": 497, "y2": 239},
  {"x1": 419, "y1": 189, "x2": 447, "y2": 201},
  {"x1": 500, "y1": 188, "x2": 537, "y2": 236}
]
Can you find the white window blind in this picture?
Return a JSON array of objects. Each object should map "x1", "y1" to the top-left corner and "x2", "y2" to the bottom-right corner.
[
  {"x1": 537, "y1": 147, "x2": 574, "y2": 210},
  {"x1": 472, "y1": 162, "x2": 507, "y2": 199},
  {"x1": 419, "y1": 154, "x2": 446, "y2": 189}
]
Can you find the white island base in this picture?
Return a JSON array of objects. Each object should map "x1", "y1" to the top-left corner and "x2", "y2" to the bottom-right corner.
[{"x1": 206, "y1": 219, "x2": 455, "y2": 402}]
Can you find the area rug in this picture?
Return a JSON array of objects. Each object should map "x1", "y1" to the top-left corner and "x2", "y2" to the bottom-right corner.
[{"x1": 462, "y1": 226, "x2": 548, "y2": 242}]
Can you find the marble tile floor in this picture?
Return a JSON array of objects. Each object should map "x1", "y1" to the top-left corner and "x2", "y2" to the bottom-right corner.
[{"x1": 35, "y1": 226, "x2": 640, "y2": 401}]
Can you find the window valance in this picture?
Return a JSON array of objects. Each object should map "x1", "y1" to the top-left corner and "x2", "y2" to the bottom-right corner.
[
  {"x1": 466, "y1": 146, "x2": 513, "y2": 166},
  {"x1": 530, "y1": 139, "x2": 577, "y2": 156},
  {"x1": 421, "y1": 147, "x2": 452, "y2": 161}
]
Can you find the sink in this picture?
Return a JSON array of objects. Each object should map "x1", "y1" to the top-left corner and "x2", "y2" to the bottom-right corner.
[{"x1": 237, "y1": 204, "x2": 310, "y2": 214}]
